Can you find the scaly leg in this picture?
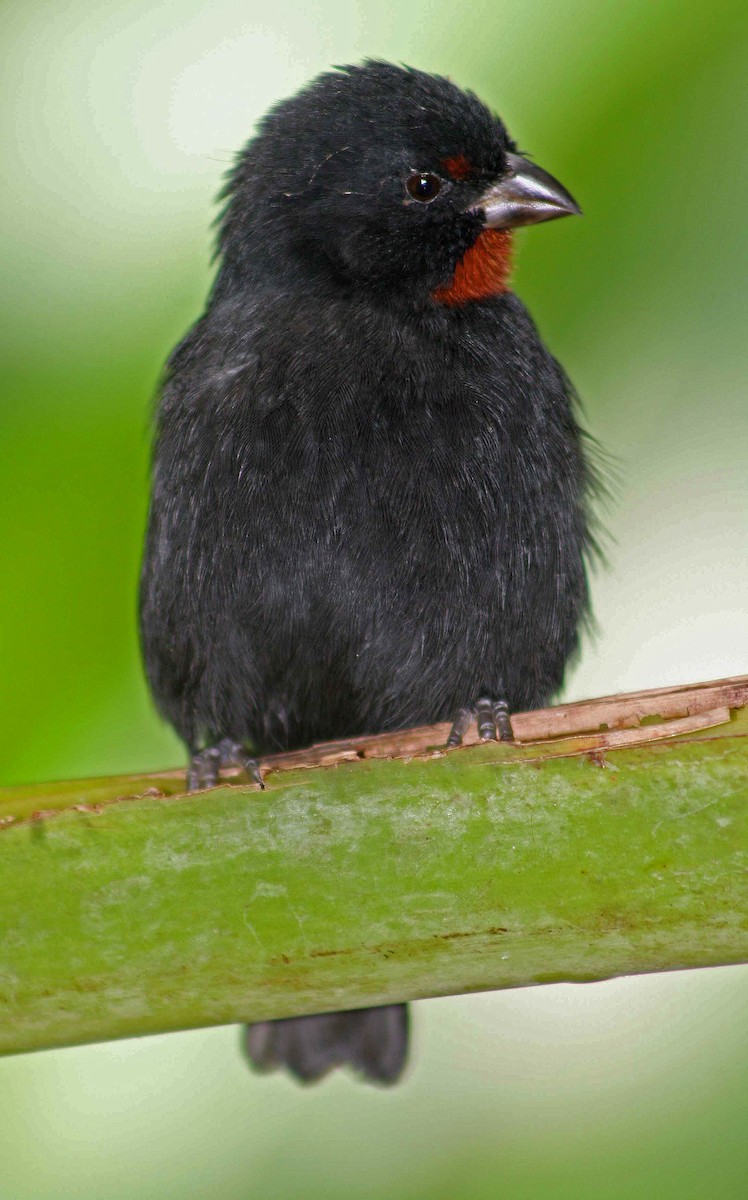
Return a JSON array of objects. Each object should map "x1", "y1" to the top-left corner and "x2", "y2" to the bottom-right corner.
[
  {"x1": 187, "y1": 737, "x2": 264, "y2": 791},
  {"x1": 447, "y1": 697, "x2": 513, "y2": 748}
]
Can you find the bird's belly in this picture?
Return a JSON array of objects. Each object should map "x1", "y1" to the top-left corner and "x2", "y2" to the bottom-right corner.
[{"x1": 236, "y1": 491, "x2": 571, "y2": 748}]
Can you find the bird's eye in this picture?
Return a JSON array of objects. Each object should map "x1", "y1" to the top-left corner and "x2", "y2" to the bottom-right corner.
[{"x1": 405, "y1": 173, "x2": 442, "y2": 203}]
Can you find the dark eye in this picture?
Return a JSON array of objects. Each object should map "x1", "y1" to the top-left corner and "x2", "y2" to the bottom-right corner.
[{"x1": 405, "y1": 172, "x2": 442, "y2": 202}]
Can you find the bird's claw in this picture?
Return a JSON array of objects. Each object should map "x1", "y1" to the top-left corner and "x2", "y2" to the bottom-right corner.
[
  {"x1": 447, "y1": 697, "x2": 513, "y2": 748},
  {"x1": 187, "y1": 737, "x2": 264, "y2": 792}
]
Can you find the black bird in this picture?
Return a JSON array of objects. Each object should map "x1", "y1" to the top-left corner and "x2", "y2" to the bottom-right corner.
[{"x1": 140, "y1": 61, "x2": 594, "y2": 1085}]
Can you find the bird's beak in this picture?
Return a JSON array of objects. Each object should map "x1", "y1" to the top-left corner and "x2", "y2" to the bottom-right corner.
[{"x1": 474, "y1": 152, "x2": 581, "y2": 230}]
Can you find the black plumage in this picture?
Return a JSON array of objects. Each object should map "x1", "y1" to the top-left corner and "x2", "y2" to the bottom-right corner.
[{"x1": 140, "y1": 61, "x2": 595, "y2": 1085}]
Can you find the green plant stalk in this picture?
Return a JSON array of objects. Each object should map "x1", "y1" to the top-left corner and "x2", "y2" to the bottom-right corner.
[{"x1": 1, "y1": 712, "x2": 746, "y2": 1057}]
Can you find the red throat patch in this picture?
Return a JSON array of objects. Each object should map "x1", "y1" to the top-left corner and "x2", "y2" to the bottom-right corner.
[{"x1": 432, "y1": 230, "x2": 514, "y2": 306}]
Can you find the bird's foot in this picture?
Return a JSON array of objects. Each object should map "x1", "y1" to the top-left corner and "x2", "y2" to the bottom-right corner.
[
  {"x1": 187, "y1": 738, "x2": 264, "y2": 792},
  {"x1": 447, "y1": 697, "x2": 513, "y2": 748}
]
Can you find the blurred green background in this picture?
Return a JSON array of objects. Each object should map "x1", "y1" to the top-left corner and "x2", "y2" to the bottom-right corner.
[{"x1": 1, "y1": 0, "x2": 746, "y2": 1196}]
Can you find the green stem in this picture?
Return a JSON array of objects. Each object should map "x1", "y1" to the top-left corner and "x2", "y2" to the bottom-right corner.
[{"x1": 1, "y1": 708, "x2": 746, "y2": 1057}]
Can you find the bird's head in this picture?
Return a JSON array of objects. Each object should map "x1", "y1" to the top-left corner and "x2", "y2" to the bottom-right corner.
[{"x1": 217, "y1": 61, "x2": 579, "y2": 306}]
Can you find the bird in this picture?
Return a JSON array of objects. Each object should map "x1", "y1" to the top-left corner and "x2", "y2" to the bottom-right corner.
[{"x1": 139, "y1": 60, "x2": 595, "y2": 1086}]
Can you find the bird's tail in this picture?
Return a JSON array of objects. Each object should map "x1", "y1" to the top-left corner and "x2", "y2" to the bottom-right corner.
[{"x1": 244, "y1": 1004, "x2": 409, "y2": 1085}]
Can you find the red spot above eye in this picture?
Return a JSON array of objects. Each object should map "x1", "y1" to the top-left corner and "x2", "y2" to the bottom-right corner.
[{"x1": 442, "y1": 154, "x2": 473, "y2": 181}]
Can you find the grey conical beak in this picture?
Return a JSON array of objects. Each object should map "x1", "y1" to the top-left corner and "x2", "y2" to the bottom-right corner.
[{"x1": 474, "y1": 152, "x2": 581, "y2": 230}]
